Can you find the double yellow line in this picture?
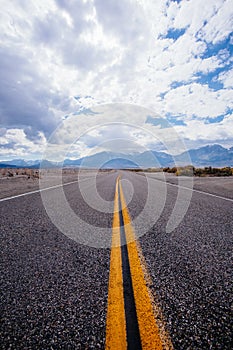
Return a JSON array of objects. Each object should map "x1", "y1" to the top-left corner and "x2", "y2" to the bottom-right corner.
[{"x1": 105, "y1": 177, "x2": 173, "y2": 349}]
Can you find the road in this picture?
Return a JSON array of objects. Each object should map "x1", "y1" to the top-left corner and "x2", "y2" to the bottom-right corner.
[{"x1": 0, "y1": 171, "x2": 232, "y2": 349}]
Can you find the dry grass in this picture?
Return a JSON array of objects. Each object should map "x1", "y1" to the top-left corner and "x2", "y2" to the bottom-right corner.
[{"x1": 0, "y1": 168, "x2": 40, "y2": 179}]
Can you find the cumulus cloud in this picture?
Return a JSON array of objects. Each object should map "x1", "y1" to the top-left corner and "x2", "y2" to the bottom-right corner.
[
  {"x1": 162, "y1": 83, "x2": 233, "y2": 118},
  {"x1": 218, "y1": 69, "x2": 233, "y2": 88},
  {"x1": 0, "y1": 0, "x2": 232, "y2": 159},
  {"x1": 196, "y1": 0, "x2": 233, "y2": 44},
  {"x1": 174, "y1": 113, "x2": 233, "y2": 149},
  {"x1": 0, "y1": 128, "x2": 46, "y2": 159}
]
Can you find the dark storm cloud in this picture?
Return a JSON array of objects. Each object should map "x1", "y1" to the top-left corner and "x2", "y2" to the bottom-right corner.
[
  {"x1": 0, "y1": 46, "x2": 72, "y2": 139},
  {"x1": 61, "y1": 39, "x2": 111, "y2": 71},
  {"x1": 24, "y1": 127, "x2": 42, "y2": 142},
  {"x1": 0, "y1": 128, "x2": 7, "y2": 137},
  {"x1": 0, "y1": 142, "x2": 17, "y2": 150},
  {"x1": 0, "y1": 0, "x2": 111, "y2": 149},
  {"x1": 32, "y1": 2, "x2": 110, "y2": 72},
  {"x1": 33, "y1": 13, "x2": 67, "y2": 45}
]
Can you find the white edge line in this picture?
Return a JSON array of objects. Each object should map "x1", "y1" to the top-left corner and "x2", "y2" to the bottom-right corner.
[
  {"x1": 0, "y1": 178, "x2": 90, "y2": 203},
  {"x1": 144, "y1": 174, "x2": 233, "y2": 203}
]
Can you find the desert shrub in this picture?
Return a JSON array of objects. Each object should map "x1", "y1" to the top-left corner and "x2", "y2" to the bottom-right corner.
[
  {"x1": 146, "y1": 167, "x2": 163, "y2": 172},
  {"x1": 7, "y1": 171, "x2": 14, "y2": 177},
  {"x1": 194, "y1": 166, "x2": 232, "y2": 176},
  {"x1": 219, "y1": 167, "x2": 232, "y2": 176},
  {"x1": 176, "y1": 165, "x2": 194, "y2": 176},
  {"x1": 169, "y1": 167, "x2": 177, "y2": 173}
]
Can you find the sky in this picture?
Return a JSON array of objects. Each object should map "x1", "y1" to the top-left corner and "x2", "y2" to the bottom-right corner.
[{"x1": 0, "y1": 0, "x2": 233, "y2": 160}]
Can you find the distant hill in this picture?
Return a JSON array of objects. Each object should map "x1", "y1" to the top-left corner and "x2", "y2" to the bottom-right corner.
[
  {"x1": 0, "y1": 159, "x2": 57, "y2": 169},
  {"x1": 64, "y1": 151, "x2": 172, "y2": 168},
  {"x1": 101, "y1": 158, "x2": 139, "y2": 169},
  {"x1": 1, "y1": 159, "x2": 29, "y2": 167},
  {"x1": 0, "y1": 163, "x2": 17, "y2": 168},
  {"x1": 0, "y1": 144, "x2": 233, "y2": 168},
  {"x1": 176, "y1": 144, "x2": 233, "y2": 167}
]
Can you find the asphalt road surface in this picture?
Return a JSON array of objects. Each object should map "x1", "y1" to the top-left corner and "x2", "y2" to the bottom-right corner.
[{"x1": 0, "y1": 171, "x2": 232, "y2": 349}]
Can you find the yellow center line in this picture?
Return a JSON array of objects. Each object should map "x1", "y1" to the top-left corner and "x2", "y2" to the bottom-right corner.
[
  {"x1": 119, "y1": 181, "x2": 168, "y2": 349},
  {"x1": 106, "y1": 177, "x2": 173, "y2": 349},
  {"x1": 105, "y1": 177, "x2": 127, "y2": 350}
]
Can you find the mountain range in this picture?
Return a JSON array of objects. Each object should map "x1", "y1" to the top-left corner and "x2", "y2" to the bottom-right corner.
[{"x1": 0, "y1": 144, "x2": 233, "y2": 169}]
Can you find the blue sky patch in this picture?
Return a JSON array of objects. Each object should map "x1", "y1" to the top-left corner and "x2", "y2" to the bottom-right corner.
[
  {"x1": 165, "y1": 28, "x2": 186, "y2": 41},
  {"x1": 170, "y1": 0, "x2": 182, "y2": 3},
  {"x1": 166, "y1": 114, "x2": 187, "y2": 126},
  {"x1": 73, "y1": 108, "x2": 100, "y2": 116},
  {"x1": 204, "y1": 115, "x2": 225, "y2": 124},
  {"x1": 195, "y1": 70, "x2": 225, "y2": 90},
  {"x1": 200, "y1": 34, "x2": 232, "y2": 60},
  {"x1": 146, "y1": 116, "x2": 170, "y2": 128},
  {"x1": 170, "y1": 81, "x2": 191, "y2": 89},
  {"x1": 146, "y1": 115, "x2": 186, "y2": 127}
]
